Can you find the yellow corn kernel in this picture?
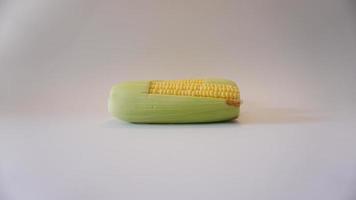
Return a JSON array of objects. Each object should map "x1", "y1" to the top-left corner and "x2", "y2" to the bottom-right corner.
[{"x1": 148, "y1": 79, "x2": 240, "y2": 104}]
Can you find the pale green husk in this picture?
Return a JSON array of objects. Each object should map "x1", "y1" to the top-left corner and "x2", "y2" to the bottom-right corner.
[{"x1": 108, "y1": 80, "x2": 240, "y2": 123}]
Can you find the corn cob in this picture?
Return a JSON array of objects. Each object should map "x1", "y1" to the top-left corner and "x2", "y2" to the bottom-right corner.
[{"x1": 108, "y1": 78, "x2": 240, "y2": 123}]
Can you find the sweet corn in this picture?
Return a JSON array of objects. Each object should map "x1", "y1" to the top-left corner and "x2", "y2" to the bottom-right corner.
[{"x1": 108, "y1": 78, "x2": 240, "y2": 123}]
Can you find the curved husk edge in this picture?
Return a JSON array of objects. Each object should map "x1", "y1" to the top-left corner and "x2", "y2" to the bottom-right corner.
[{"x1": 108, "y1": 80, "x2": 239, "y2": 123}]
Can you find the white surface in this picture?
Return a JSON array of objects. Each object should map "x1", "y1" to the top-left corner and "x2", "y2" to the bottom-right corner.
[{"x1": 1, "y1": 0, "x2": 356, "y2": 200}]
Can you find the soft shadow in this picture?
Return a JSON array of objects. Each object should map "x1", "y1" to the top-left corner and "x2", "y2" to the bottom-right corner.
[
  {"x1": 102, "y1": 103, "x2": 323, "y2": 128},
  {"x1": 349, "y1": 0, "x2": 356, "y2": 25},
  {"x1": 102, "y1": 118, "x2": 239, "y2": 129},
  {"x1": 349, "y1": 0, "x2": 356, "y2": 12},
  {"x1": 238, "y1": 103, "x2": 323, "y2": 125}
]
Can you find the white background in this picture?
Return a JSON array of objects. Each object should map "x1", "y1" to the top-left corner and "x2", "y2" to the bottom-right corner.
[{"x1": 1, "y1": 0, "x2": 356, "y2": 199}]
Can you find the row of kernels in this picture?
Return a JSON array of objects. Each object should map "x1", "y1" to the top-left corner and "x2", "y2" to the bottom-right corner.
[
  {"x1": 149, "y1": 89, "x2": 238, "y2": 100},
  {"x1": 150, "y1": 83, "x2": 202, "y2": 90},
  {"x1": 150, "y1": 84, "x2": 237, "y2": 93},
  {"x1": 153, "y1": 80, "x2": 204, "y2": 84}
]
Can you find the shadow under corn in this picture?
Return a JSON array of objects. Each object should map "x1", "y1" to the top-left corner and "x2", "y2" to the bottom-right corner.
[
  {"x1": 103, "y1": 102, "x2": 323, "y2": 129},
  {"x1": 102, "y1": 118, "x2": 240, "y2": 130}
]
